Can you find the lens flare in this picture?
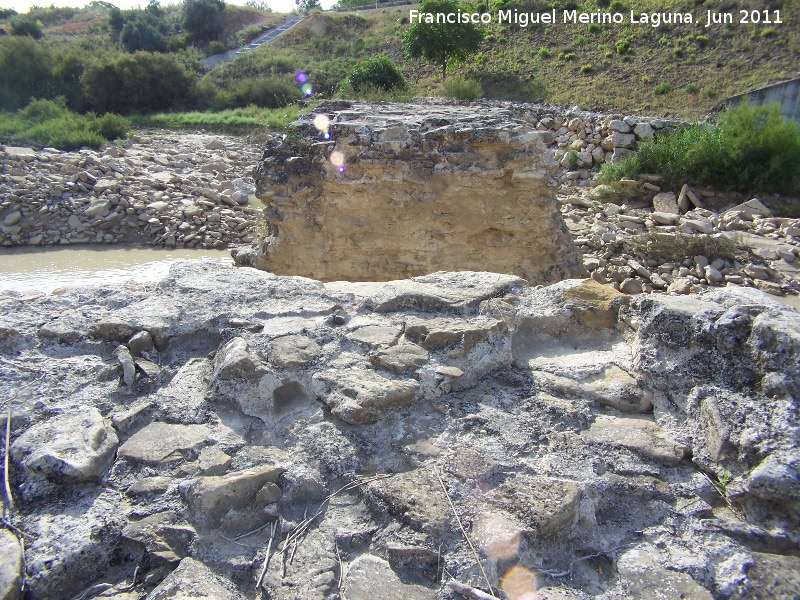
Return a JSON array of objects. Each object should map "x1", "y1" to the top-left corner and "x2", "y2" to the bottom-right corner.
[
  {"x1": 474, "y1": 512, "x2": 522, "y2": 561},
  {"x1": 501, "y1": 565, "x2": 537, "y2": 600},
  {"x1": 313, "y1": 114, "x2": 330, "y2": 132},
  {"x1": 295, "y1": 71, "x2": 308, "y2": 84},
  {"x1": 329, "y1": 151, "x2": 345, "y2": 167},
  {"x1": 338, "y1": 165, "x2": 346, "y2": 173},
  {"x1": 323, "y1": 131, "x2": 331, "y2": 140},
  {"x1": 301, "y1": 83, "x2": 313, "y2": 97}
]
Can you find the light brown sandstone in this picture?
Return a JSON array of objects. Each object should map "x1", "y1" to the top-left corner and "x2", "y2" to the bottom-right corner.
[{"x1": 246, "y1": 101, "x2": 585, "y2": 284}]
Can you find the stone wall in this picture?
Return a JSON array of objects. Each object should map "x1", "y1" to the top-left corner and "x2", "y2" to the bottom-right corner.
[
  {"x1": 242, "y1": 101, "x2": 585, "y2": 285},
  {"x1": 0, "y1": 134, "x2": 260, "y2": 249}
]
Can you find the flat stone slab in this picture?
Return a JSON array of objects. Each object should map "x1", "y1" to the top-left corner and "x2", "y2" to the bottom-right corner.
[
  {"x1": 314, "y1": 368, "x2": 419, "y2": 424},
  {"x1": 11, "y1": 407, "x2": 118, "y2": 484},
  {"x1": 617, "y1": 547, "x2": 713, "y2": 599},
  {"x1": 146, "y1": 557, "x2": 244, "y2": 600},
  {"x1": 485, "y1": 474, "x2": 581, "y2": 539},
  {"x1": 118, "y1": 422, "x2": 210, "y2": 465},
  {"x1": 187, "y1": 464, "x2": 284, "y2": 526},
  {"x1": 581, "y1": 415, "x2": 689, "y2": 466},
  {"x1": 366, "y1": 469, "x2": 450, "y2": 539},
  {"x1": 343, "y1": 554, "x2": 437, "y2": 600},
  {"x1": 347, "y1": 325, "x2": 402, "y2": 346}
]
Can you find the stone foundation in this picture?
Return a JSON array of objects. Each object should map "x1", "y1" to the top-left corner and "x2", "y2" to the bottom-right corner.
[{"x1": 242, "y1": 101, "x2": 585, "y2": 284}]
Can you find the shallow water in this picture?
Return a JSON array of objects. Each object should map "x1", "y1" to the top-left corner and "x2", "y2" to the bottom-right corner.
[{"x1": 0, "y1": 245, "x2": 233, "y2": 294}]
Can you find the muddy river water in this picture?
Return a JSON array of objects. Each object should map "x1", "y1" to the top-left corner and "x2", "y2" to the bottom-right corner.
[{"x1": 0, "y1": 246, "x2": 233, "y2": 294}]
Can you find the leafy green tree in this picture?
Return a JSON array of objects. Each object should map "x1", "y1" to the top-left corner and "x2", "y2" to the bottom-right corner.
[
  {"x1": 299, "y1": 0, "x2": 321, "y2": 12},
  {"x1": 403, "y1": 0, "x2": 483, "y2": 81},
  {"x1": 0, "y1": 36, "x2": 51, "y2": 110},
  {"x1": 120, "y1": 14, "x2": 167, "y2": 52},
  {"x1": 82, "y1": 51, "x2": 194, "y2": 114},
  {"x1": 10, "y1": 18, "x2": 43, "y2": 39},
  {"x1": 182, "y1": 0, "x2": 225, "y2": 42},
  {"x1": 348, "y1": 55, "x2": 405, "y2": 92}
]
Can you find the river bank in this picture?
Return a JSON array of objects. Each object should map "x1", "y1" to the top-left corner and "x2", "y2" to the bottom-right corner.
[{"x1": 1, "y1": 132, "x2": 262, "y2": 250}]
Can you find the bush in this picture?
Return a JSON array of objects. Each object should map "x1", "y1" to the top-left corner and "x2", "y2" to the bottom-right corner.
[
  {"x1": 615, "y1": 40, "x2": 630, "y2": 54},
  {"x1": 632, "y1": 232, "x2": 742, "y2": 263},
  {"x1": 212, "y1": 76, "x2": 301, "y2": 110},
  {"x1": 653, "y1": 82, "x2": 672, "y2": 95},
  {"x1": 0, "y1": 36, "x2": 51, "y2": 110},
  {"x1": 599, "y1": 102, "x2": 800, "y2": 195},
  {"x1": 10, "y1": 18, "x2": 42, "y2": 39},
  {"x1": 347, "y1": 54, "x2": 405, "y2": 92},
  {"x1": 94, "y1": 112, "x2": 130, "y2": 140},
  {"x1": 440, "y1": 75, "x2": 482, "y2": 101},
  {"x1": 83, "y1": 52, "x2": 194, "y2": 114},
  {"x1": 183, "y1": 0, "x2": 225, "y2": 42},
  {"x1": 0, "y1": 98, "x2": 128, "y2": 150},
  {"x1": 120, "y1": 15, "x2": 168, "y2": 53},
  {"x1": 588, "y1": 23, "x2": 601, "y2": 33},
  {"x1": 538, "y1": 47, "x2": 551, "y2": 58}
]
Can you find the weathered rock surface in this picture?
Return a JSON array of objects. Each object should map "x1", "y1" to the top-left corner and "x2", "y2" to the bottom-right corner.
[
  {"x1": 11, "y1": 407, "x2": 118, "y2": 489},
  {"x1": 0, "y1": 134, "x2": 260, "y2": 249},
  {"x1": 146, "y1": 557, "x2": 244, "y2": 600},
  {"x1": 0, "y1": 529, "x2": 23, "y2": 600},
  {"x1": 1, "y1": 262, "x2": 798, "y2": 599},
  {"x1": 242, "y1": 101, "x2": 584, "y2": 284}
]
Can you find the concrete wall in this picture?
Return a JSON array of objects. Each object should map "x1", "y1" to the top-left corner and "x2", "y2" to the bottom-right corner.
[{"x1": 727, "y1": 77, "x2": 800, "y2": 122}]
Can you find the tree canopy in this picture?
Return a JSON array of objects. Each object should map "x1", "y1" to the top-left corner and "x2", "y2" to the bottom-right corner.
[
  {"x1": 182, "y1": 0, "x2": 225, "y2": 42},
  {"x1": 403, "y1": 0, "x2": 483, "y2": 81}
]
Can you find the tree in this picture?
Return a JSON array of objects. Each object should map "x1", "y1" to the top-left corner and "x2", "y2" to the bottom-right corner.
[
  {"x1": 299, "y1": 0, "x2": 321, "y2": 12},
  {"x1": 347, "y1": 54, "x2": 405, "y2": 92},
  {"x1": 10, "y1": 18, "x2": 43, "y2": 39},
  {"x1": 0, "y1": 36, "x2": 51, "y2": 110},
  {"x1": 182, "y1": 0, "x2": 225, "y2": 42},
  {"x1": 403, "y1": 0, "x2": 483, "y2": 82},
  {"x1": 120, "y1": 14, "x2": 167, "y2": 52}
]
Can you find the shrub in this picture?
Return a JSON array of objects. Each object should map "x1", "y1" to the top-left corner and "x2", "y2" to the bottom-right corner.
[
  {"x1": 684, "y1": 83, "x2": 700, "y2": 94},
  {"x1": 83, "y1": 52, "x2": 194, "y2": 114},
  {"x1": 93, "y1": 112, "x2": 130, "y2": 140},
  {"x1": 206, "y1": 40, "x2": 226, "y2": 56},
  {"x1": 0, "y1": 98, "x2": 128, "y2": 150},
  {"x1": 609, "y1": 0, "x2": 626, "y2": 11},
  {"x1": 588, "y1": 23, "x2": 601, "y2": 33},
  {"x1": 538, "y1": 47, "x2": 551, "y2": 58},
  {"x1": 183, "y1": 0, "x2": 225, "y2": 42},
  {"x1": 10, "y1": 18, "x2": 42, "y2": 39},
  {"x1": 120, "y1": 15, "x2": 167, "y2": 53},
  {"x1": 0, "y1": 36, "x2": 52, "y2": 110},
  {"x1": 599, "y1": 102, "x2": 800, "y2": 195},
  {"x1": 347, "y1": 54, "x2": 405, "y2": 93},
  {"x1": 575, "y1": 35, "x2": 587, "y2": 45},
  {"x1": 580, "y1": 64, "x2": 594, "y2": 74},
  {"x1": 212, "y1": 76, "x2": 301, "y2": 110},
  {"x1": 632, "y1": 232, "x2": 742, "y2": 263},
  {"x1": 440, "y1": 75, "x2": 482, "y2": 101},
  {"x1": 653, "y1": 82, "x2": 672, "y2": 95},
  {"x1": 615, "y1": 40, "x2": 630, "y2": 54}
]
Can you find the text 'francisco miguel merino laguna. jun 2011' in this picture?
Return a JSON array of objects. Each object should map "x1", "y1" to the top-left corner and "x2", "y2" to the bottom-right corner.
[{"x1": 408, "y1": 8, "x2": 785, "y2": 28}]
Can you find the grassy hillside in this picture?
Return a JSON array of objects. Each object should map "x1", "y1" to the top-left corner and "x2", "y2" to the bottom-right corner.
[
  {"x1": 223, "y1": 0, "x2": 798, "y2": 117},
  {"x1": 0, "y1": 0, "x2": 797, "y2": 125}
]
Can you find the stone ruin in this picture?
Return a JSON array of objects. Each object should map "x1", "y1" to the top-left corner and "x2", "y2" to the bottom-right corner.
[{"x1": 234, "y1": 101, "x2": 585, "y2": 284}]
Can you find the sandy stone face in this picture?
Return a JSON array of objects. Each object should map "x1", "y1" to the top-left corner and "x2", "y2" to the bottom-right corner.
[{"x1": 245, "y1": 101, "x2": 585, "y2": 284}]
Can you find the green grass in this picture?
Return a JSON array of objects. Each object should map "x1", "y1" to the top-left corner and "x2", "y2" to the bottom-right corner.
[
  {"x1": 599, "y1": 102, "x2": 800, "y2": 196},
  {"x1": 132, "y1": 105, "x2": 302, "y2": 132},
  {"x1": 0, "y1": 98, "x2": 128, "y2": 150},
  {"x1": 632, "y1": 232, "x2": 744, "y2": 263}
]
